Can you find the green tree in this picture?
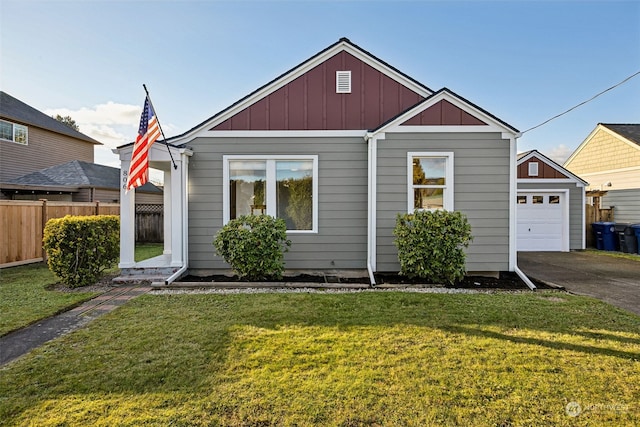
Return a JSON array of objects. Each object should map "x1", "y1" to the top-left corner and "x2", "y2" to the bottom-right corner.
[{"x1": 53, "y1": 115, "x2": 80, "y2": 131}]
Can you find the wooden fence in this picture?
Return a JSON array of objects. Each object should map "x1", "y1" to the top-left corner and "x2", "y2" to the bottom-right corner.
[
  {"x1": 136, "y1": 204, "x2": 164, "y2": 243},
  {"x1": 0, "y1": 200, "x2": 119, "y2": 268},
  {"x1": 585, "y1": 203, "x2": 614, "y2": 248}
]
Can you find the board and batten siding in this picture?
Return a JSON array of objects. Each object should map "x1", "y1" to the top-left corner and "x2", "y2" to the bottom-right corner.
[
  {"x1": 376, "y1": 132, "x2": 511, "y2": 273},
  {"x1": 517, "y1": 181, "x2": 585, "y2": 250},
  {"x1": 187, "y1": 136, "x2": 368, "y2": 274},
  {"x1": 603, "y1": 189, "x2": 640, "y2": 223}
]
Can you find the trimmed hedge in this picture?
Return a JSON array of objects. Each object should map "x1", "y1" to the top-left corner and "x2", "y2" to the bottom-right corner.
[
  {"x1": 213, "y1": 214, "x2": 291, "y2": 280},
  {"x1": 393, "y1": 210, "x2": 472, "y2": 285},
  {"x1": 43, "y1": 215, "x2": 120, "y2": 288}
]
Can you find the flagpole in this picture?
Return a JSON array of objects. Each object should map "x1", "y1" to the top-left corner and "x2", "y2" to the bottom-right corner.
[{"x1": 143, "y1": 84, "x2": 178, "y2": 170}]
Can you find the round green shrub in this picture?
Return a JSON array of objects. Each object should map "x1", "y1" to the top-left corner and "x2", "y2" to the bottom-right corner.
[
  {"x1": 393, "y1": 210, "x2": 472, "y2": 285},
  {"x1": 213, "y1": 215, "x2": 292, "y2": 280},
  {"x1": 43, "y1": 215, "x2": 120, "y2": 288}
]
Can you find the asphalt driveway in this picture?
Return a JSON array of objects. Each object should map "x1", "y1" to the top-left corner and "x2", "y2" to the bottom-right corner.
[{"x1": 518, "y1": 251, "x2": 640, "y2": 316}]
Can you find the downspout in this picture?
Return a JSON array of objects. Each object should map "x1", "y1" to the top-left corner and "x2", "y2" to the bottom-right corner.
[
  {"x1": 165, "y1": 151, "x2": 190, "y2": 285},
  {"x1": 365, "y1": 132, "x2": 376, "y2": 286},
  {"x1": 511, "y1": 132, "x2": 536, "y2": 290}
]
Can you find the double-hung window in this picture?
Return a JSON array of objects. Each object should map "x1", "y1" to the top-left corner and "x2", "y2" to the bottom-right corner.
[
  {"x1": 223, "y1": 155, "x2": 318, "y2": 233},
  {"x1": 0, "y1": 120, "x2": 28, "y2": 145},
  {"x1": 408, "y1": 152, "x2": 454, "y2": 212}
]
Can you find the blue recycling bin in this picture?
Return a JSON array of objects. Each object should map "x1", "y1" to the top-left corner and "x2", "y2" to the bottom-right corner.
[
  {"x1": 592, "y1": 222, "x2": 617, "y2": 251},
  {"x1": 632, "y1": 225, "x2": 640, "y2": 255}
]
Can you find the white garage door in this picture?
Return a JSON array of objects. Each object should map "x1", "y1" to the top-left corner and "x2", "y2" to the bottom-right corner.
[{"x1": 517, "y1": 192, "x2": 566, "y2": 252}]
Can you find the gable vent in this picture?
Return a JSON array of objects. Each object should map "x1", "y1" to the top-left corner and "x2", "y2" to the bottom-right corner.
[
  {"x1": 528, "y1": 162, "x2": 539, "y2": 177},
  {"x1": 336, "y1": 71, "x2": 351, "y2": 93}
]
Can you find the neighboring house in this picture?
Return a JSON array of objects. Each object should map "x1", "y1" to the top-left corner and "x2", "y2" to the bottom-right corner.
[
  {"x1": 4, "y1": 160, "x2": 163, "y2": 203},
  {"x1": 0, "y1": 91, "x2": 99, "y2": 183},
  {"x1": 116, "y1": 38, "x2": 528, "y2": 284},
  {"x1": 517, "y1": 150, "x2": 587, "y2": 252},
  {"x1": 0, "y1": 91, "x2": 162, "y2": 203},
  {"x1": 564, "y1": 123, "x2": 640, "y2": 223}
]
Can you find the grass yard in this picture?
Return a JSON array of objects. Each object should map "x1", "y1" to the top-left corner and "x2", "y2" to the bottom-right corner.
[
  {"x1": 0, "y1": 264, "x2": 97, "y2": 336},
  {"x1": 134, "y1": 243, "x2": 164, "y2": 262},
  {"x1": 0, "y1": 243, "x2": 164, "y2": 336},
  {"x1": 0, "y1": 291, "x2": 638, "y2": 426}
]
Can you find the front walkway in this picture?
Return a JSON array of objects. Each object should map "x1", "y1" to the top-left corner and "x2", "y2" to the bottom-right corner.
[{"x1": 0, "y1": 284, "x2": 150, "y2": 366}]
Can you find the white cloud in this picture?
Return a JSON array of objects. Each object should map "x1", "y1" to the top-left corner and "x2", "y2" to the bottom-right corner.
[
  {"x1": 547, "y1": 144, "x2": 574, "y2": 164},
  {"x1": 46, "y1": 102, "x2": 179, "y2": 151},
  {"x1": 46, "y1": 102, "x2": 140, "y2": 127},
  {"x1": 46, "y1": 102, "x2": 140, "y2": 151}
]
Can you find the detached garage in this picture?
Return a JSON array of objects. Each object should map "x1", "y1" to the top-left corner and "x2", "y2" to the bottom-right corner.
[{"x1": 517, "y1": 150, "x2": 587, "y2": 252}]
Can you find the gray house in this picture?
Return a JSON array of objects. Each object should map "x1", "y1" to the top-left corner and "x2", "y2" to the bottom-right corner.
[
  {"x1": 117, "y1": 38, "x2": 528, "y2": 284},
  {"x1": 6, "y1": 160, "x2": 163, "y2": 203}
]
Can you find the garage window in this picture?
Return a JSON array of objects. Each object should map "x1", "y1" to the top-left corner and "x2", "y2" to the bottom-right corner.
[
  {"x1": 408, "y1": 152, "x2": 454, "y2": 211},
  {"x1": 532, "y1": 195, "x2": 544, "y2": 204},
  {"x1": 549, "y1": 195, "x2": 560, "y2": 204},
  {"x1": 517, "y1": 195, "x2": 527, "y2": 204}
]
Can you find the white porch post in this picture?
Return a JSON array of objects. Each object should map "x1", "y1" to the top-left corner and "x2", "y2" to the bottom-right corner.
[
  {"x1": 119, "y1": 164, "x2": 136, "y2": 268},
  {"x1": 163, "y1": 168, "x2": 172, "y2": 256},
  {"x1": 169, "y1": 161, "x2": 183, "y2": 267}
]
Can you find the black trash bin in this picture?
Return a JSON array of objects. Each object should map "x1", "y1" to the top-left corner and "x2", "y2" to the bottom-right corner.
[
  {"x1": 614, "y1": 223, "x2": 638, "y2": 254},
  {"x1": 624, "y1": 223, "x2": 640, "y2": 254}
]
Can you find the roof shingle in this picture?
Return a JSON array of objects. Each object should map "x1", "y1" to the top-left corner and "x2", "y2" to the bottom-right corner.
[{"x1": 0, "y1": 91, "x2": 100, "y2": 145}]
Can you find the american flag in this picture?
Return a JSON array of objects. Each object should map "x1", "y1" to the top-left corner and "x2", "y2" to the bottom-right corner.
[{"x1": 126, "y1": 96, "x2": 160, "y2": 191}]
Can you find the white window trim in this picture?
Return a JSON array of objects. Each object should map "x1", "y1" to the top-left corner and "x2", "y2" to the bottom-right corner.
[
  {"x1": 0, "y1": 119, "x2": 28, "y2": 145},
  {"x1": 223, "y1": 155, "x2": 319, "y2": 233},
  {"x1": 407, "y1": 152, "x2": 454, "y2": 212},
  {"x1": 528, "y1": 162, "x2": 539, "y2": 177}
]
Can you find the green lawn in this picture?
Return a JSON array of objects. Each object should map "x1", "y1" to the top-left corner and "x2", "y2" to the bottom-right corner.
[
  {"x1": 1, "y1": 292, "x2": 638, "y2": 425},
  {"x1": 134, "y1": 243, "x2": 164, "y2": 262},
  {"x1": 0, "y1": 264, "x2": 98, "y2": 336},
  {"x1": 0, "y1": 243, "x2": 164, "y2": 336}
]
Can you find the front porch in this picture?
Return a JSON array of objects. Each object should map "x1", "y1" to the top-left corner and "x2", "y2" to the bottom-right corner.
[{"x1": 114, "y1": 142, "x2": 192, "y2": 284}]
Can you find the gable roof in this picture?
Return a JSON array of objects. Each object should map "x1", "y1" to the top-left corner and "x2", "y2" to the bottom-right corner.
[
  {"x1": 517, "y1": 149, "x2": 587, "y2": 184},
  {"x1": 8, "y1": 160, "x2": 161, "y2": 192},
  {"x1": 601, "y1": 123, "x2": 640, "y2": 146},
  {"x1": 564, "y1": 123, "x2": 640, "y2": 168},
  {"x1": 167, "y1": 38, "x2": 438, "y2": 143},
  {"x1": 371, "y1": 87, "x2": 519, "y2": 135},
  {"x1": 0, "y1": 91, "x2": 100, "y2": 145}
]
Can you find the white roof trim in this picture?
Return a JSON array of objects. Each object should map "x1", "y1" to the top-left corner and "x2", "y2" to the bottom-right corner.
[
  {"x1": 517, "y1": 178, "x2": 585, "y2": 187},
  {"x1": 564, "y1": 123, "x2": 640, "y2": 167},
  {"x1": 370, "y1": 90, "x2": 516, "y2": 137},
  {"x1": 175, "y1": 40, "x2": 433, "y2": 143},
  {"x1": 518, "y1": 150, "x2": 587, "y2": 185},
  {"x1": 200, "y1": 130, "x2": 368, "y2": 138}
]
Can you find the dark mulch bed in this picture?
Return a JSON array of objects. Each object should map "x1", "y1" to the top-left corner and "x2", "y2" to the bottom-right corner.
[
  {"x1": 181, "y1": 272, "x2": 553, "y2": 290},
  {"x1": 46, "y1": 273, "x2": 120, "y2": 293}
]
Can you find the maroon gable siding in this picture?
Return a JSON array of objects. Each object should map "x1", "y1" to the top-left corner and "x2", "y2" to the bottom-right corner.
[
  {"x1": 518, "y1": 156, "x2": 570, "y2": 179},
  {"x1": 211, "y1": 51, "x2": 424, "y2": 131},
  {"x1": 400, "y1": 99, "x2": 487, "y2": 126}
]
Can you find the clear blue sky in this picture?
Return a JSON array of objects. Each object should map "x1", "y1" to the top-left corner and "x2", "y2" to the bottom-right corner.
[{"x1": 2, "y1": 0, "x2": 639, "y2": 169}]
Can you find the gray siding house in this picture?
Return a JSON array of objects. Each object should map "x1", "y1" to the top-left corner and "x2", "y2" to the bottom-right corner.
[{"x1": 117, "y1": 38, "x2": 525, "y2": 283}]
